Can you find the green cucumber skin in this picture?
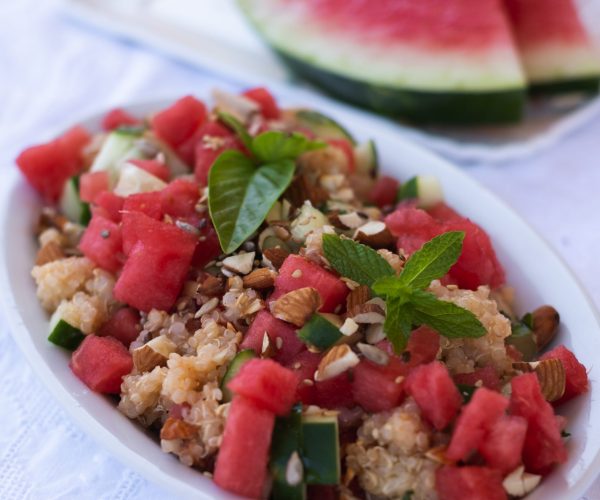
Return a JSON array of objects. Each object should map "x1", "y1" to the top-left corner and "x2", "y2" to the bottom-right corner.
[
  {"x1": 301, "y1": 416, "x2": 340, "y2": 485},
  {"x1": 297, "y1": 315, "x2": 342, "y2": 351},
  {"x1": 294, "y1": 109, "x2": 355, "y2": 144},
  {"x1": 277, "y1": 51, "x2": 525, "y2": 125},
  {"x1": 48, "y1": 319, "x2": 85, "y2": 351},
  {"x1": 397, "y1": 177, "x2": 418, "y2": 202},
  {"x1": 529, "y1": 76, "x2": 600, "y2": 95},
  {"x1": 220, "y1": 349, "x2": 257, "y2": 402}
]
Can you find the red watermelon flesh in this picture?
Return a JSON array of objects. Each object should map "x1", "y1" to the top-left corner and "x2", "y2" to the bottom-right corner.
[
  {"x1": 93, "y1": 191, "x2": 124, "y2": 223},
  {"x1": 436, "y1": 466, "x2": 507, "y2": 500},
  {"x1": 160, "y1": 178, "x2": 200, "y2": 222},
  {"x1": 274, "y1": 255, "x2": 349, "y2": 313},
  {"x1": 79, "y1": 171, "x2": 109, "y2": 203},
  {"x1": 97, "y1": 307, "x2": 141, "y2": 348},
  {"x1": 227, "y1": 358, "x2": 298, "y2": 416},
  {"x1": 122, "y1": 192, "x2": 163, "y2": 222},
  {"x1": 192, "y1": 223, "x2": 222, "y2": 268},
  {"x1": 509, "y1": 373, "x2": 567, "y2": 474},
  {"x1": 286, "y1": 350, "x2": 321, "y2": 404},
  {"x1": 101, "y1": 108, "x2": 140, "y2": 131},
  {"x1": 540, "y1": 344, "x2": 589, "y2": 404},
  {"x1": 454, "y1": 366, "x2": 501, "y2": 391},
  {"x1": 352, "y1": 358, "x2": 406, "y2": 413},
  {"x1": 214, "y1": 395, "x2": 275, "y2": 498},
  {"x1": 405, "y1": 361, "x2": 462, "y2": 430},
  {"x1": 376, "y1": 325, "x2": 440, "y2": 370},
  {"x1": 16, "y1": 125, "x2": 90, "y2": 202},
  {"x1": 385, "y1": 204, "x2": 443, "y2": 255},
  {"x1": 128, "y1": 159, "x2": 170, "y2": 182},
  {"x1": 78, "y1": 214, "x2": 124, "y2": 273},
  {"x1": 446, "y1": 387, "x2": 509, "y2": 461},
  {"x1": 368, "y1": 175, "x2": 399, "y2": 208},
  {"x1": 314, "y1": 372, "x2": 354, "y2": 409},
  {"x1": 121, "y1": 211, "x2": 166, "y2": 255},
  {"x1": 240, "y1": 310, "x2": 305, "y2": 365},
  {"x1": 151, "y1": 95, "x2": 207, "y2": 148},
  {"x1": 242, "y1": 86, "x2": 281, "y2": 119},
  {"x1": 479, "y1": 415, "x2": 528, "y2": 475},
  {"x1": 70, "y1": 335, "x2": 133, "y2": 394}
]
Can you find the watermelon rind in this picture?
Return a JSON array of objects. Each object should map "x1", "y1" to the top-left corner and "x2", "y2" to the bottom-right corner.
[{"x1": 530, "y1": 77, "x2": 600, "y2": 95}]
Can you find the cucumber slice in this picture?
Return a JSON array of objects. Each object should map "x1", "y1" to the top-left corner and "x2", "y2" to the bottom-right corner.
[
  {"x1": 301, "y1": 414, "x2": 340, "y2": 485},
  {"x1": 48, "y1": 308, "x2": 85, "y2": 351},
  {"x1": 220, "y1": 349, "x2": 257, "y2": 402},
  {"x1": 506, "y1": 322, "x2": 537, "y2": 362},
  {"x1": 59, "y1": 177, "x2": 91, "y2": 226},
  {"x1": 297, "y1": 314, "x2": 342, "y2": 351},
  {"x1": 397, "y1": 175, "x2": 444, "y2": 209},
  {"x1": 291, "y1": 109, "x2": 355, "y2": 144},
  {"x1": 113, "y1": 163, "x2": 167, "y2": 197},
  {"x1": 354, "y1": 140, "x2": 378, "y2": 177},
  {"x1": 270, "y1": 405, "x2": 306, "y2": 500},
  {"x1": 90, "y1": 129, "x2": 145, "y2": 185}
]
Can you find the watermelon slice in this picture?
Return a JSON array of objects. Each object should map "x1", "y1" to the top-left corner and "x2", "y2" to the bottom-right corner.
[
  {"x1": 97, "y1": 307, "x2": 141, "y2": 348},
  {"x1": 436, "y1": 466, "x2": 507, "y2": 500},
  {"x1": 352, "y1": 358, "x2": 406, "y2": 413},
  {"x1": 285, "y1": 350, "x2": 321, "y2": 404},
  {"x1": 238, "y1": 0, "x2": 526, "y2": 124},
  {"x1": 479, "y1": 415, "x2": 528, "y2": 475},
  {"x1": 504, "y1": 0, "x2": 600, "y2": 94}
]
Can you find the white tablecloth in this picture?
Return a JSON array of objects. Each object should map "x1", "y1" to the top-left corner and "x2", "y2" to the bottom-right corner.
[{"x1": 0, "y1": 1, "x2": 598, "y2": 498}]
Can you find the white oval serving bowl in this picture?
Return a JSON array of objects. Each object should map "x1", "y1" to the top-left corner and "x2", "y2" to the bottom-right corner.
[{"x1": 2, "y1": 85, "x2": 600, "y2": 499}]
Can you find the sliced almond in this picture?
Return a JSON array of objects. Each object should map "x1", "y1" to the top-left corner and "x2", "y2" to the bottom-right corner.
[
  {"x1": 355, "y1": 221, "x2": 394, "y2": 248},
  {"x1": 320, "y1": 313, "x2": 343, "y2": 328},
  {"x1": 340, "y1": 318, "x2": 359, "y2": 337},
  {"x1": 243, "y1": 268, "x2": 277, "y2": 289},
  {"x1": 315, "y1": 344, "x2": 359, "y2": 381},
  {"x1": 513, "y1": 358, "x2": 566, "y2": 402},
  {"x1": 197, "y1": 275, "x2": 224, "y2": 296},
  {"x1": 337, "y1": 211, "x2": 366, "y2": 229},
  {"x1": 346, "y1": 285, "x2": 371, "y2": 312},
  {"x1": 222, "y1": 252, "x2": 255, "y2": 275},
  {"x1": 502, "y1": 465, "x2": 541, "y2": 497},
  {"x1": 35, "y1": 241, "x2": 65, "y2": 266},
  {"x1": 270, "y1": 287, "x2": 322, "y2": 327},
  {"x1": 261, "y1": 332, "x2": 277, "y2": 358},
  {"x1": 160, "y1": 416, "x2": 198, "y2": 440},
  {"x1": 263, "y1": 246, "x2": 290, "y2": 269},
  {"x1": 532, "y1": 305, "x2": 560, "y2": 350},
  {"x1": 365, "y1": 323, "x2": 386, "y2": 344},
  {"x1": 133, "y1": 336, "x2": 176, "y2": 373},
  {"x1": 349, "y1": 303, "x2": 385, "y2": 324},
  {"x1": 285, "y1": 451, "x2": 304, "y2": 486},
  {"x1": 357, "y1": 342, "x2": 389, "y2": 365},
  {"x1": 424, "y1": 445, "x2": 455, "y2": 465}
]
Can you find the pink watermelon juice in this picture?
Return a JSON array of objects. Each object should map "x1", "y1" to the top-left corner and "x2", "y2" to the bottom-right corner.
[{"x1": 18, "y1": 87, "x2": 587, "y2": 499}]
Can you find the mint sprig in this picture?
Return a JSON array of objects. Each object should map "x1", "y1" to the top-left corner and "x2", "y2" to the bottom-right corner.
[
  {"x1": 323, "y1": 231, "x2": 486, "y2": 352},
  {"x1": 208, "y1": 124, "x2": 325, "y2": 253}
]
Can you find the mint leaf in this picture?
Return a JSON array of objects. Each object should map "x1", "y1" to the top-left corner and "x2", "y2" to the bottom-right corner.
[
  {"x1": 372, "y1": 275, "x2": 406, "y2": 297},
  {"x1": 398, "y1": 231, "x2": 464, "y2": 290},
  {"x1": 397, "y1": 176, "x2": 418, "y2": 202},
  {"x1": 322, "y1": 234, "x2": 394, "y2": 286},
  {"x1": 409, "y1": 290, "x2": 486, "y2": 339},
  {"x1": 252, "y1": 131, "x2": 325, "y2": 163},
  {"x1": 384, "y1": 297, "x2": 413, "y2": 352},
  {"x1": 217, "y1": 112, "x2": 252, "y2": 150},
  {"x1": 208, "y1": 150, "x2": 295, "y2": 253}
]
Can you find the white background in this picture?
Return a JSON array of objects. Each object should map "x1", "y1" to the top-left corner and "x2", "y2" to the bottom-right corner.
[{"x1": 0, "y1": 0, "x2": 599, "y2": 498}]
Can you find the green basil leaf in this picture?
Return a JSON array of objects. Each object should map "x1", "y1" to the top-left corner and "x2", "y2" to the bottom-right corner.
[
  {"x1": 409, "y1": 289, "x2": 486, "y2": 339},
  {"x1": 322, "y1": 234, "x2": 394, "y2": 287},
  {"x1": 384, "y1": 297, "x2": 413, "y2": 353},
  {"x1": 208, "y1": 150, "x2": 295, "y2": 253},
  {"x1": 217, "y1": 111, "x2": 253, "y2": 150},
  {"x1": 398, "y1": 231, "x2": 465, "y2": 290},
  {"x1": 252, "y1": 130, "x2": 325, "y2": 163}
]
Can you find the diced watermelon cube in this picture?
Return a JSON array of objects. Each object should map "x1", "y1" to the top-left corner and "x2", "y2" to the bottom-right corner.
[
  {"x1": 79, "y1": 171, "x2": 109, "y2": 203},
  {"x1": 160, "y1": 178, "x2": 200, "y2": 222},
  {"x1": 454, "y1": 366, "x2": 501, "y2": 391},
  {"x1": 240, "y1": 310, "x2": 305, "y2": 365},
  {"x1": 377, "y1": 325, "x2": 440, "y2": 370},
  {"x1": 192, "y1": 223, "x2": 222, "y2": 268},
  {"x1": 121, "y1": 210, "x2": 163, "y2": 256},
  {"x1": 446, "y1": 387, "x2": 509, "y2": 461},
  {"x1": 97, "y1": 307, "x2": 141, "y2": 347},
  {"x1": 405, "y1": 361, "x2": 462, "y2": 430},
  {"x1": 540, "y1": 344, "x2": 588, "y2": 404},
  {"x1": 242, "y1": 87, "x2": 280, "y2": 119},
  {"x1": 479, "y1": 415, "x2": 528, "y2": 475},
  {"x1": 274, "y1": 255, "x2": 349, "y2": 313},
  {"x1": 101, "y1": 108, "x2": 140, "y2": 131},
  {"x1": 128, "y1": 159, "x2": 170, "y2": 182},
  {"x1": 70, "y1": 335, "x2": 133, "y2": 393},
  {"x1": 352, "y1": 358, "x2": 406, "y2": 413},
  {"x1": 122, "y1": 191, "x2": 163, "y2": 222},
  {"x1": 151, "y1": 95, "x2": 207, "y2": 148},
  {"x1": 214, "y1": 395, "x2": 275, "y2": 498},
  {"x1": 368, "y1": 175, "x2": 399, "y2": 208},
  {"x1": 16, "y1": 125, "x2": 91, "y2": 202},
  {"x1": 509, "y1": 373, "x2": 567, "y2": 474},
  {"x1": 78, "y1": 214, "x2": 124, "y2": 273},
  {"x1": 436, "y1": 466, "x2": 506, "y2": 500},
  {"x1": 93, "y1": 191, "x2": 124, "y2": 223},
  {"x1": 227, "y1": 358, "x2": 298, "y2": 416},
  {"x1": 314, "y1": 372, "x2": 354, "y2": 409},
  {"x1": 286, "y1": 350, "x2": 321, "y2": 404},
  {"x1": 385, "y1": 204, "x2": 443, "y2": 255}
]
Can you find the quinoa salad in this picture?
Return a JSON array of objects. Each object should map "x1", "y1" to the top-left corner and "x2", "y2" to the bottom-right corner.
[{"x1": 17, "y1": 87, "x2": 589, "y2": 500}]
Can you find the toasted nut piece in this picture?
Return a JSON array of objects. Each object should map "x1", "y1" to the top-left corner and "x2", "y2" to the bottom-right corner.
[
  {"x1": 340, "y1": 318, "x2": 359, "y2": 337},
  {"x1": 285, "y1": 173, "x2": 328, "y2": 208},
  {"x1": 513, "y1": 359, "x2": 566, "y2": 402},
  {"x1": 261, "y1": 331, "x2": 277, "y2": 358},
  {"x1": 377, "y1": 249, "x2": 405, "y2": 273},
  {"x1": 133, "y1": 336, "x2": 176, "y2": 373},
  {"x1": 37, "y1": 207, "x2": 69, "y2": 233},
  {"x1": 502, "y1": 466, "x2": 541, "y2": 497},
  {"x1": 270, "y1": 287, "x2": 322, "y2": 327},
  {"x1": 35, "y1": 241, "x2": 65, "y2": 266},
  {"x1": 349, "y1": 303, "x2": 385, "y2": 324},
  {"x1": 355, "y1": 221, "x2": 394, "y2": 248},
  {"x1": 316, "y1": 344, "x2": 360, "y2": 381},
  {"x1": 263, "y1": 246, "x2": 290, "y2": 269},
  {"x1": 357, "y1": 342, "x2": 389, "y2": 365},
  {"x1": 160, "y1": 416, "x2": 199, "y2": 440},
  {"x1": 197, "y1": 275, "x2": 224, "y2": 296},
  {"x1": 243, "y1": 268, "x2": 277, "y2": 289},
  {"x1": 532, "y1": 305, "x2": 560, "y2": 350},
  {"x1": 365, "y1": 323, "x2": 386, "y2": 344},
  {"x1": 424, "y1": 445, "x2": 455, "y2": 465},
  {"x1": 222, "y1": 252, "x2": 255, "y2": 275},
  {"x1": 346, "y1": 285, "x2": 371, "y2": 312},
  {"x1": 320, "y1": 313, "x2": 343, "y2": 328},
  {"x1": 337, "y1": 212, "x2": 367, "y2": 229},
  {"x1": 285, "y1": 451, "x2": 304, "y2": 486}
]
